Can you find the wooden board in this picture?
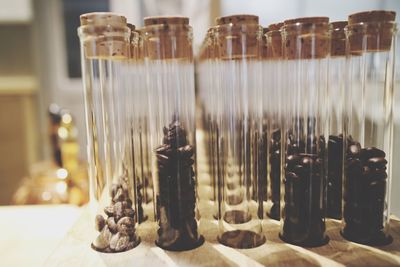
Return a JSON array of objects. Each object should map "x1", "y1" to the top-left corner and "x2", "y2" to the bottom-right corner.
[{"x1": 44, "y1": 130, "x2": 400, "y2": 266}]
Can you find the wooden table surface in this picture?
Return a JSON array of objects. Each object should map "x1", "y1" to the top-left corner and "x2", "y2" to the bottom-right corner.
[
  {"x1": 44, "y1": 131, "x2": 400, "y2": 267},
  {"x1": 0, "y1": 205, "x2": 82, "y2": 267},
  {"x1": 43, "y1": 207, "x2": 400, "y2": 267}
]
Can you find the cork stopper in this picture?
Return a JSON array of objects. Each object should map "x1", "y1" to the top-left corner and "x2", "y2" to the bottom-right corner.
[
  {"x1": 144, "y1": 16, "x2": 189, "y2": 26},
  {"x1": 78, "y1": 12, "x2": 130, "y2": 59},
  {"x1": 348, "y1": 10, "x2": 396, "y2": 25},
  {"x1": 347, "y1": 10, "x2": 396, "y2": 52},
  {"x1": 266, "y1": 22, "x2": 283, "y2": 59},
  {"x1": 216, "y1": 14, "x2": 259, "y2": 25},
  {"x1": 283, "y1": 17, "x2": 330, "y2": 60},
  {"x1": 80, "y1": 12, "x2": 127, "y2": 27},
  {"x1": 214, "y1": 14, "x2": 261, "y2": 60},
  {"x1": 330, "y1": 21, "x2": 347, "y2": 57},
  {"x1": 142, "y1": 16, "x2": 192, "y2": 60}
]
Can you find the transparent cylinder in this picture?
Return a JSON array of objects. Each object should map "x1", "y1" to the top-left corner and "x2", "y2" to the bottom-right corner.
[
  {"x1": 124, "y1": 29, "x2": 153, "y2": 223},
  {"x1": 342, "y1": 11, "x2": 397, "y2": 245},
  {"x1": 197, "y1": 28, "x2": 219, "y2": 219},
  {"x1": 280, "y1": 17, "x2": 330, "y2": 247},
  {"x1": 327, "y1": 21, "x2": 347, "y2": 220},
  {"x1": 265, "y1": 23, "x2": 284, "y2": 220},
  {"x1": 78, "y1": 13, "x2": 140, "y2": 253},
  {"x1": 142, "y1": 17, "x2": 204, "y2": 251},
  {"x1": 214, "y1": 15, "x2": 266, "y2": 249}
]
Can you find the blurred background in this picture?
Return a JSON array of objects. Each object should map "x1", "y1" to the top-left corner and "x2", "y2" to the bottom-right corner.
[{"x1": 0, "y1": 0, "x2": 399, "y2": 215}]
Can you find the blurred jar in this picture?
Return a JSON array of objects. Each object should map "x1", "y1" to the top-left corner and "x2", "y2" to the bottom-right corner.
[
  {"x1": 142, "y1": 16, "x2": 204, "y2": 251},
  {"x1": 342, "y1": 10, "x2": 397, "y2": 245},
  {"x1": 78, "y1": 12, "x2": 140, "y2": 253},
  {"x1": 214, "y1": 14, "x2": 265, "y2": 249},
  {"x1": 280, "y1": 17, "x2": 330, "y2": 247}
]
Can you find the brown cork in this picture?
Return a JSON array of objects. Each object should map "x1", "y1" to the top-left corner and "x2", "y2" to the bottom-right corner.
[
  {"x1": 80, "y1": 12, "x2": 127, "y2": 27},
  {"x1": 144, "y1": 16, "x2": 189, "y2": 26},
  {"x1": 348, "y1": 10, "x2": 396, "y2": 25},
  {"x1": 283, "y1": 17, "x2": 330, "y2": 60},
  {"x1": 79, "y1": 12, "x2": 130, "y2": 59},
  {"x1": 216, "y1": 14, "x2": 259, "y2": 25},
  {"x1": 142, "y1": 23, "x2": 193, "y2": 60},
  {"x1": 214, "y1": 15, "x2": 261, "y2": 60},
  {"x1": 266, "y1": 22, "x2": 283, "y2": 59},
  {"x1": 330, "y1": 21, "x2": 347, "y2": 57},
  {"x1": 347, "y1": 10, "x2": 396, "y2": 52}
]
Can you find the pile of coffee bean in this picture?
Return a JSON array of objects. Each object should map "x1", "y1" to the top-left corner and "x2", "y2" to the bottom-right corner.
[
  {"x1": 281, "y1": 134, "x2": 327, "y2": 246},
  {"x1": 327, "y1": 134, "x2": 344, "y2": 219},
  {"x1": 155, "y1": 120, "x2": 203, "y2": 251},
  {"x1": 268, "y1": 128, "x2": 281, "y2": 220},
  {"x1": 343, "y1": 138, "x2": 390, "y2": 245},
  {"x1": 92, "y1": 175, "x2": 139, "y2": 253}
]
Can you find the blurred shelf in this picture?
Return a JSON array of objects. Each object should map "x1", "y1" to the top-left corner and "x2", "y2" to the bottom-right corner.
[{"x1": 0, "y1": 76, "x2": 38, "y2": 95}]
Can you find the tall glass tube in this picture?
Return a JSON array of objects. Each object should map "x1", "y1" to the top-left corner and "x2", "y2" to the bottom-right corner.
[
  {"x1": 280, "y1": 17, "x2": 330, "y2": 247},
  {"x1": 326, "y1": 21, "x2": 347, "y2": 220},
  {"x1": 198, "y1": 28, "x2": 219, "y2": 219},
  {"x1": 342, "y1": 10, "x2": 397, "y2": 245},
  {"x1": 214, "y1": 14, "x2": 265, "y2": 249},
  {"x1": 78, "y1": 13, "x2": 140, "y2": 253},
  {"x1": 142, "y1": 16, "x2": 204, "y2": 251},
  {"x1": 265, "y1": 23, "x2": 284, "y2": 220},
  {"x1": 124, "y1": 26, "x2": 152, "y2": 223}
]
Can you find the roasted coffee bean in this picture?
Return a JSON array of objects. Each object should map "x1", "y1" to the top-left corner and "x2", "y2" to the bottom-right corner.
[
  {"x1": 348, "y1": 143, "x2": 361, "y2": 156},
  {"x1": 107, "y1": 217, "x2": 118, "y2": 233},
  {"x1": 95, "y1": 215, "x2": 106, "y2": 232},
  {"x1": 110, "y1": 232, "x2": 130, "y2": 252},
  {"x1": 114, "y1": 202, "x2": 124, "y2": 222},
  {"x1": 124, "y1": 208, "x2": 135, "y2": 218},
  {"x1": 363, "y1": 147, "x2": 386, "y2": 159},
  {"x1": 104, "y1": 206, "x2": 114, "y2": 217},
  {"x1": 93, "y1": 225, "x2": 112, "y2": 250},
  {"x1": 366, "y1": 157, "x2": 387, "y2": 169}
]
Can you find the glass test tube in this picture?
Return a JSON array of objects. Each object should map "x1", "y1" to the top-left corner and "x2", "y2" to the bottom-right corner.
[
  {"x1": 142, "y1": 16, "x2": 204, "y2": 251},
  {"x1": 342, "y1": 10, "x2": 397, "y2": 246},
  {"x1": 326, "y1": 21, "x2": 347, "y2": 220},
  {"x1": 214, "y1": 14, "x2": 266, "y2": 249},
  {"x1": 265, "y1": 22, "x2": 284, "y2": 220},
  {"x1": 280, "y1": 17, "x2": 330, "y2": 247},
  {"x1": 78, "y1": 12, "x2": 140, "y2": 253}
]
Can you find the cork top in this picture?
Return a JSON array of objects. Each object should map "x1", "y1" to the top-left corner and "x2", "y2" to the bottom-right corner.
[
  {"x1": 284, "y1": 16, "x2": 329, "y2": 26},
  {"x1": 216, "y1": 14, "x2": 259, "y2": 25},
  {"x1": 282, "y1": 17, "x2": 330, "y2": 60},
  {"x1": 144, "y1": 16, "x2": 189, "y2": 26},
  {"x1": 80, "y1": 12, "x2": 127, "y2": 27},
  {"x1": 142, "y1": 16, "x2": 193, "y2": 60},
  {"x1": 78, "y1": 12, "x2": 130, "y2": 59},
  {"x1": 266, "y1": 22, "x2": 284, "y2": 59},
  {"x1": 347, "y1": 10, "x2": 396, "y2": 52},
  {"x1": 330, "y1": 21, "x2": 347, "y2": 57},
  {"x1": 348, "y1": 10, "x2": 396, "y2": 25}
]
